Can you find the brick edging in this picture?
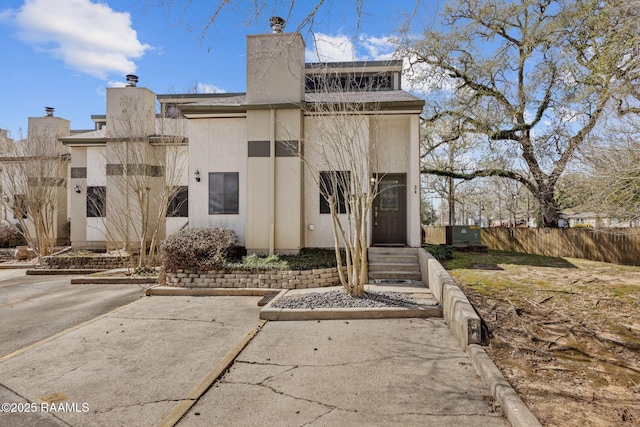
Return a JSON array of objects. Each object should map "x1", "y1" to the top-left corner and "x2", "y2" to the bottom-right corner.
[{"x1": 165, "y1": 266, "x2": 347, "y2": 289}]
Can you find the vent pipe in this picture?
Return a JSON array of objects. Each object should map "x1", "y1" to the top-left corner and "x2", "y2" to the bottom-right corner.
[
  {"x1": 45, "y1": 106, "x2": 54, "y2": 117},
  {"x1": 270, "y1": 16, "x2": 285, "y2": 33},
  {"x1": 125, "y1": 74, "x2": 139, "y2": 87}
]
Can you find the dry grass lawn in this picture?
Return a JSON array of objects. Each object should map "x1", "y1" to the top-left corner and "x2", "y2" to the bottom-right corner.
[{"x1": 442, "y1": 251, "x2": 640, "y2": 427}]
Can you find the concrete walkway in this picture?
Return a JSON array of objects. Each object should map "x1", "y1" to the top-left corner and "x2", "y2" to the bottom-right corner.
[
  {"x1": 0, "y1": 289, "x2": 519, "y2": 426},
  {"x1": 179, "y1": 318, "x2": 509, "y2": 427}
]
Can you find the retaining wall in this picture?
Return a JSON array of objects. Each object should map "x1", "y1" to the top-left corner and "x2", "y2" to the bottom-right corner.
[
  {"x1": 418, "y1": 248, "x2": 481, "y2": 349},
  {"x1": 165, "y1": 266, "x2": 346, "y2": 289},
  {"x1": 40, "y1": 255, "x2": 129, "y2": 270}
]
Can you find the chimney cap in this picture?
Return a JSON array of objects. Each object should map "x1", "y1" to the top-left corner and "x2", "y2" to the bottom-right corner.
[
  {"x1": 270, "y1": 16, "x2": 285, "y2": 33},
  {"x1": 125, "y1": 74, "x2": 139, "y2": 87},
  {"x1": 45, "y1": 106, "x2": 55, "y2": 117}
]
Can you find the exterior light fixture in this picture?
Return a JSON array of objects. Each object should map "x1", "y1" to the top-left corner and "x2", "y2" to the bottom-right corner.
[
  {"x1": 74, "y1": 184, "x2": 81, "y2": 194},
  {"x1": 194, "y1": 170, "x2": 201, "y2": 182}
]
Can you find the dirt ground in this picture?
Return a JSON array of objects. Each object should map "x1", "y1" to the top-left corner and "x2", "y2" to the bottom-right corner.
[{"x1": 442, "y1": 251, "x2": 640, "y2": 427}]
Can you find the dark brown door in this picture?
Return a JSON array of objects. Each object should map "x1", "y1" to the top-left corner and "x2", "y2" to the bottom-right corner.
[{"x1": 372, "y1": 174, "x2": 406, "y2": 245}]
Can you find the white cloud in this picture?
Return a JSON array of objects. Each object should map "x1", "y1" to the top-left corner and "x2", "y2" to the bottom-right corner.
[
  {"x1": 359, "y1": 35, "x2": 395, "y2": 60},
  {"x1": 196, "y1": 83, "x2": 225, "y2": 94},
  {"x1": 305, "y1": 33, "x2": 356, "y2": 62},
  {"x1": 14, "y1": 0, "x2": 150, "y2": 79}
]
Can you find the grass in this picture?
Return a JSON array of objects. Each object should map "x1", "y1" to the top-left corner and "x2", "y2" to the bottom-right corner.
[{"x1": 442, "y1": 250, "x2": 577, "y2": 270}]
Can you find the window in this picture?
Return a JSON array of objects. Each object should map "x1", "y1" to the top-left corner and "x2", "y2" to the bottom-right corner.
[
  {"x1": 209, "y1": 173, "x2": 239, "y2": 214},
  {"x1": 13, "y1": 195, "x2": 27, "y2": 219},
  {"x1": 167, "y1": 186, "x2": 188, "y2": 217},
  {"x1": 319, "y1": 171, "x2": 350, "y2": 214},
  {"x1": 87, "y1": 186, "x2": 106, "y2": 218}
]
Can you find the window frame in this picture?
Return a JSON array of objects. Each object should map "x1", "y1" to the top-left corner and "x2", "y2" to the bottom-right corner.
[
  {"x1": 86, "y1": 186, "x2": 106, "y2": 218},
  {"x1": 208, "y1": 172, "x2": 239, "y2": 215},
  {"x1": 167, "y1": 186, "x2": 189, "y2": 218},
  {"x1": 319, "y1": 171, "x2": 350, "y2": 214}
]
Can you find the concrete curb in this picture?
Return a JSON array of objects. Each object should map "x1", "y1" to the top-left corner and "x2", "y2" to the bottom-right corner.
[
  {"x1": 145, "y1": 286, "x2": 281, "y2": 297},
  {"x1": 0, "y1": 264, "x2": 35, "y2": 269},
  {"x1": 70, "y1": 277, "x2": 159, "y2": 285},
  {"x1": 259, "y1": 288, "x2": 442, "y2": 321},
  {"x1": 468, "y1": 344, "x2": 542, "y2": 427},
  {"x1": 26, "y1": 269, "x2": 106, "y2": 275},
  {"x1": 418, "y1": 248, "x2": 541, "y2": 427}
]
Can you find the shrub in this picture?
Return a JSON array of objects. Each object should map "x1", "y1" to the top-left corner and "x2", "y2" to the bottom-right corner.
[
  {"x1": 0, "y1": 223, "x2": 26, "y2": 248},
  {"x1": 161, "y1": 227, "x2": 239, "y2": 272},
  {"x1": 424, "y1": 244, "x2": 454, "y2": 261}
]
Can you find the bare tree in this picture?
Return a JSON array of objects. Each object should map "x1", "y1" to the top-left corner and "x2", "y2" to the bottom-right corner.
[
  {"x1": 291, "y1": 73, "x2": 387, "y2": 296},
  {"x1": 1, "y1": 130, "x2": 68, "y2": 256},
  {"x1": 99, "y1": 97, "x2": 188, "y2": 269},
  {"x1": 400, "y1": 0, "x2": 640, "y2": 227},
  {"x1": 575, "y1": 114, "x2": 640, "y2": 227}
]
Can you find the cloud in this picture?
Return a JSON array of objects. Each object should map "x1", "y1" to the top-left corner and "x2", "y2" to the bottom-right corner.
[
  {"x1": 195, "y1": 83, "x2": 225, "y2": 94},
  {"x1": 305, "y1": 33, "x2": 398, "y2": 63},
  {"x1": 359, "y1": 35, "x2": 395, "y2": 60},
  {"x1": 13, "y1": 0, "x2": 150, "y2": 79},
  {"x1": 305, "y1": 33, "x2": 356, "y2": 62}
]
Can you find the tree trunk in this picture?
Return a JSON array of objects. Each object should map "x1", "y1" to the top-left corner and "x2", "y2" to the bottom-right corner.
[{"x1": 538, "y1": 183, "x2": 559, "y2": 228}]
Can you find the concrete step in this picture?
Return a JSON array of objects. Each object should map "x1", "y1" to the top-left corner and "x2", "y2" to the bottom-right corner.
[
  {"x1": 368, "y1": 254, "x2": 418, "y2": 264},
  {"x1": 369, "y1": 263, "x2": 420, "y2": 272},
  {"x1": 368, "y1": 271, "x2": 422, "y2": 281},
  {"x1": 368, "y1": 247, "x2": 418, "y2": 256}
]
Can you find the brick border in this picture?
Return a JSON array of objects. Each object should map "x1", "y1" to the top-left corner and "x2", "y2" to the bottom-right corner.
[{"x1": 165, "y1": 267, "x2": 346, "y2": 289}]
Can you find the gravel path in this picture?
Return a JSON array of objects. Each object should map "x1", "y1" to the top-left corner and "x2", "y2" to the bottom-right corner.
[{"x1": 271, "y1": 289, "x2": 418, "y2": 309}]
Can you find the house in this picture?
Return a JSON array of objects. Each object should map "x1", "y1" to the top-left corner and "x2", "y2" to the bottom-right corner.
[
  {"x1": 0, "y1": 111, "x2": 70, "y2": 249},
  {"x1": 57, "y1": 18, "x2": 424, "y2": 253}
]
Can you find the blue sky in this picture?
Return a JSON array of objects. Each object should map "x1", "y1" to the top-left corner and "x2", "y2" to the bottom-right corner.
[{"x1": 0, "y1": 0, "x2": 430, "y2": 138}]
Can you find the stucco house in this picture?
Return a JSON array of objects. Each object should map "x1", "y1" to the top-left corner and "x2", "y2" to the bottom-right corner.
[{"x1": 55, "y1": 19, "x2": 424, "y2": 253}]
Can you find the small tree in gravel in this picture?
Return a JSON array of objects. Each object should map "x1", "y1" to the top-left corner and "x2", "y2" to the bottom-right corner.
[{"x1": 292, "y1": 69, "x2": 387, "y2": 297}]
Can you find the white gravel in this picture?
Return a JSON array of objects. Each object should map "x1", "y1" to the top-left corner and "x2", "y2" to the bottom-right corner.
[{"x1": 271, "y1": 289, "x2": 418, "y2": 309}]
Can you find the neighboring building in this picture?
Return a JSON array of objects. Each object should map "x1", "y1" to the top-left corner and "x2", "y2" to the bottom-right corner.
[
  {"x1": 562, "y1": 209, "x2": 634, "y2": 228},
  {"x1": 0, "y1": 112, "x2": 70, "y2": 246},
  {"x1": 55, "y1": 19, "x2": 424, "y2": 253}
]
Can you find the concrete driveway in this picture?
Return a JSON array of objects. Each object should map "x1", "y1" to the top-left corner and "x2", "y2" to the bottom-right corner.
[
  {"x1": 0, "y1": 274, "x2": 511, "y2": 426},
  {"x1": 0, "y1": 294, "x2": 263, "y2": 426},
  {"x1": 0, "y1": 269, "x2": 147, "y2": 358}
]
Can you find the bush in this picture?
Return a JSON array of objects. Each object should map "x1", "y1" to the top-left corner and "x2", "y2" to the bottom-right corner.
[
  {"x1": 424, "y1": 244, "x2": 454, "y2": 261},
  {"x1": 0, "y1": 223, "x2": 26, "y2": 248},
  {"x1": 161, "y1": 227, "x2": 239, "y2": 272}
]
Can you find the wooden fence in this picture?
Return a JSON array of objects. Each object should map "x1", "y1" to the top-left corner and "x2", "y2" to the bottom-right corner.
[{"x1": 423, "y1": 226, "x2": 640, "y2": 266}]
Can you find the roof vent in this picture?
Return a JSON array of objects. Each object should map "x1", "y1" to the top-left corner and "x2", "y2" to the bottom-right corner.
[
  {"x1": 45, "y1": 106, "x2": 54, "y2": 117},
  {"x1": 125, "y1": 74, "x2": 139, "y2": 87},
  {"x1": 270, "y1": 16, "x2": 285, "y2": 33}
]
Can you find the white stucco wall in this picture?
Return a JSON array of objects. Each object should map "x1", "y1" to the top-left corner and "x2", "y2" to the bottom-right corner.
[{"x1": 187, "y1": 117, "x2": 247, "y2": 244}]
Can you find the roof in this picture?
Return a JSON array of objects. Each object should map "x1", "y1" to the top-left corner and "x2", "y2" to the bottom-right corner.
[
  {"x1": 60, "y1": 119, "x2": 187, "y2": 145},
  {"x1": 174, "y1": 90, "x2": 424, "y2": 115}
]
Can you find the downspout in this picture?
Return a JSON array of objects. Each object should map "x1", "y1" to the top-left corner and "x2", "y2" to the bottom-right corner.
[{"x1": 269, "y1": 108, "x2": 275, "y2": 255}]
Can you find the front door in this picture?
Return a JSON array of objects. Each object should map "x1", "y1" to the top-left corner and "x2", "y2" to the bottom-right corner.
[{"x1": 372, "y1": 174, "x2": 406, "y2": 245}]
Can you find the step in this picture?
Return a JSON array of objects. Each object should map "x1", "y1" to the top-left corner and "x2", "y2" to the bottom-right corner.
[
  {"x1": 368, "y1": 247, "x2": 418, "y2": 256},
  {"x1": 368, "y1": 271, "x2": 422, "y2": 281},
  {"x1": 368, "y1": 254, "x2": 418, "y2": 264},
  {"x1": 369, "y1": 263, "x2": 421, "y2": 272}
]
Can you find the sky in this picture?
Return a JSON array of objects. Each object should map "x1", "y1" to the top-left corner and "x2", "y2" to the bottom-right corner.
[{"x1": 0, "y1": 0, "x2": 432, "y2": 139}]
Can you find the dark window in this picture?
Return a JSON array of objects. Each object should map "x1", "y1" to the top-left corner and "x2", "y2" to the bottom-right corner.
[
  {"x1": 13, "y1": 195, "x2": 27, "y2": 219},
  {"x1": 209, "y1": 172, "x2": 239, "y2": 214},
  {"x1": 167, "y1": 186, "x2": 188, "y2": 217},
  {"x1": 319, "y1": 171, "x2": 350, "y2": 214},
  {"x1": 87, "y1": 186, "x2": 106, "y2": 218}
]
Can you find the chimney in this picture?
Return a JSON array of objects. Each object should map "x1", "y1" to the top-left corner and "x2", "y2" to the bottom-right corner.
[
  {"x1": 270, "y1": 16, "x2": 285, "y2": 33},
  {"x1": 45, "y1": 106, "x2": 54, "y2": 117},
  {"x1": 125, "y1": 74, "x2": 139, "y2": 87}
]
